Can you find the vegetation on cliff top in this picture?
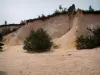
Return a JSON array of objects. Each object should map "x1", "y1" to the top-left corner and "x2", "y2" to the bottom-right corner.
[
  {"x1": 0, "y1": 33, "x2": 4, "y2": 52},
  {"x1": 26, "y1": 5, "x2": 100, "y2": 23},
  {"x1": 26, "y1": 4, "x2": 76, "y2": 23}
]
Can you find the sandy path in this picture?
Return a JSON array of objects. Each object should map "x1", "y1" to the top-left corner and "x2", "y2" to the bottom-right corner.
[{"x1": 0, "y1": 45, "x2": 100, "y2": 75}]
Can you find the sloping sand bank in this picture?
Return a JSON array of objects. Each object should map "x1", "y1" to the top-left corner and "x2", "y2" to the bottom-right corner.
[{"x1": 53, "y1": 16, "x2": 78, "y2": 51}]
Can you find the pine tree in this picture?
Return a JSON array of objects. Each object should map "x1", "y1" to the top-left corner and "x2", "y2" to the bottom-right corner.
[{"x1": 89, "y1": 5, "x2": 94, "y2": 11}]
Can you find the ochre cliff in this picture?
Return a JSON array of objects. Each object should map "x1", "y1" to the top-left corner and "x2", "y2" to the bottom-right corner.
[{"x1": 3, "y1": 10, "x2": 100, "y2": 50}]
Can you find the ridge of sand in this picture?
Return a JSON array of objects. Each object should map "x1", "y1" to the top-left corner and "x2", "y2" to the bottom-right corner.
[{"x1": 53, "y1": 16, "x2": 78, "y2": 51}]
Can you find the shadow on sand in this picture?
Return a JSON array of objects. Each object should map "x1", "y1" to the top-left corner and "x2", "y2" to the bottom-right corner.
[
  {"x1": 24, "y1": 50, "x2": 36, "y2": 54},
  {"x1": 24, "y1": 50, "x2": 54, "y2": 54},
  {"x1": 0, "y1": 71, "x2": 7, "y2": 75}
]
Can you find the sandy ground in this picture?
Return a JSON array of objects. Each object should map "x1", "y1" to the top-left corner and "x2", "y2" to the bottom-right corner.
[{"x1": 0, "y1": 45, "x2": 100, "y2": 75}]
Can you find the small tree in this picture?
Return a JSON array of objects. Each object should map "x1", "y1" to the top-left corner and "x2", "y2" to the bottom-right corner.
[
  {"x1": 23, "y1": 28, "x2": 53, "y2": 52},
  {"x1": 68, "y1": 4, "x2": 76, "y2": 15},
  {"x1": 1, "y1": 28, "x2": 11, "y2": 35},
  {"x1": 20, "y1": 20, "x2": 26, "y2": 25},
  {"x1": 41, "y1": 14, "x2": 46, "y2": 20},
  {"x1": 89, "y1": 5, "x2": 94, "y2": 11},
  {"x1": 53, "y1": 9, "x2": 61, "y2": 15},
  {"x1": 59, "y1": 5, "x2": 63, "y2": 11},
  {"x1": 0, "y1": 33, "x2": 3, "y2": 41},
  {"x1": 63, "y1": 8, "x2": 67, "y2": 11},
  {"x1": 4, "y1": 21, "x2": 7, "y2": 25},
  {"x1": 62, "y1": 8, "x2": 68, "y2": 14}
]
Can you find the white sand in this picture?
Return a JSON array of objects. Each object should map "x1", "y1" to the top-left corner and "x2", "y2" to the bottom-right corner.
[{"x1": 0, "y1": 45, "x2": 100, "y2": 75}]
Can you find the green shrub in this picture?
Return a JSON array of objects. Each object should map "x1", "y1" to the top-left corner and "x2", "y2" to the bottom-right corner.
[
  {"x1": 53, "y1": 9, "x2": 61, "y2": 15},
  {"x1": 23, "y1": 28, "x2": 53, "y2": 52},
  {"x1": 0, "y1": 33, "x2": 3, "y2": 41},
  {"x1": 0, "y1": 34, "x2": 4, "y2": 51},
  {"x1": 0, "y1": 43, "x2": 4, "y2": 52},
  {"x1": 0, "y1": 46, "x2": 2, "y2": 51},
  {"x1": 1, "y1": 28, "x2": 11, "y2": 35},
  {"x1": 68, "y1": 4, "x2": 76, "y2": 15},
  {"x1": 76, "y1": 25, "x2": 100, "y2": 49},
  {"x1": 88, "y1": 26, "x2": 100, "y2": 46},
  {"x1": 0, "y1": 43, "x2": 4, "y2": 46},
  {"x1": 76, "y1": 36, "x2": 95, "y2": 49}
]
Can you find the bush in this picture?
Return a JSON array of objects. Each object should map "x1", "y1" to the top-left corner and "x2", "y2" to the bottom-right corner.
[
  {"x1": 1, "y1": 28, "x2": 11, "y2": 35},
  {"x1": 0, "y1": 33, "x2": 3, "y2": 41},
  {"x1": 23, "y1": 28, "x2": 53, "y2": 52},
  {"x1": 53, "y1": 9, "x2": 61, "y2": 15},
  {"x1": 76, "y1": 25, "x2": 100, "y2": 49},
  {"x1": 88, "y1": 26, "x2": 100, "y2": 46},
  {"x1": 68, "y1": 4, "x2": 76, "y2": 15},
  {"x1": 0, "y1": 43, "x2": 4, "y2": 51},
  {"x1": 76, "y1": 36, "x2": 95, "y2": 49},
  {"x1": 0, "y1": 34, "x2": 4, "y2": 51},
  {"x1": 0, "y1": 46, "x2": 2, "y2": 51}
]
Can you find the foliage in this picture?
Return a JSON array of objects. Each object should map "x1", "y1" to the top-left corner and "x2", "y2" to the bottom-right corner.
[
  {"x1": 62, "y1": 8, "x2": 68, "y2": 14},
  {"x1": 23, "y1": 28, "x2": 53, "y2": 52},
  {"x1": 0, "y1": 46, "x2": 2, "y2": 51},
  {"x1": 88, "y1": 26, "x2": 100, "y2": 46},
  {"x1": 83, "y1": 10, "x2": 100, "y2": 14},
  {"x1": 68, "y1": 4, "x2": 76, "y2": 15},
  {"x1": 53, "y1": 9, "x2": 61, "y2": 15},
  {"x1": 0, "y1": 27, "x2": 18, "y2": 36},
  {"x1": 37, "y1": 14, "x2": 47, "y2": 21},
  {"x1": 76, "y1": 25, "x2": 100, "y2": 49},
  {"x1": 0, "y1": 42, "x2": 4, "y2": 51},
  {"x1": 22, "y1": 4, "x2": 100, "y2": 23},
  {"x1": 40, "y1": 14, "x2": 47, "y2": 20},
  {"x1": 76, "y1": 36, "x2": 95, "y2": 49},
  {"x1": 1, "y1": 28, "x2": 11, "y2": 35},
  {"x1": 26, "y1": 5, "x2": 68, "y2": 23},
  {"x1": 89, "y1": 5, "x2": 94, "y2": 11},
  {"x1": 0, "y1": 33, "x2": 4, "y2": 51},
  {"x1": 59, "y1": 5, "x2": 63, "y2": 11},
  {"x1": 0, "y1": 33, "x2": 3, "y2": 41},
  {"x1": 20, "y1": 20, "x2": 26, "y2": 25},
  {"x1": 0, "y1": 43, "x2": 4, "y2": 46},
  {"x1": 4, "y1": 21, "x2": 7, "y2": 25}
]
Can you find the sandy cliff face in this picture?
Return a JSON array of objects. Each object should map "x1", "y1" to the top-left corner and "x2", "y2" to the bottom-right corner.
[
  {"x1": 77, "y1": 14, "x2": 100, "y2": 37},
  {"x1": 3, "y1": 11, "x2": 100, "y2": 49},
  {"x1": 17, "y1": 14, "x2": 74, "y2": 41},
  {"x1": 53, "y1": 16, "x2": 78, "y2": 50}
]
